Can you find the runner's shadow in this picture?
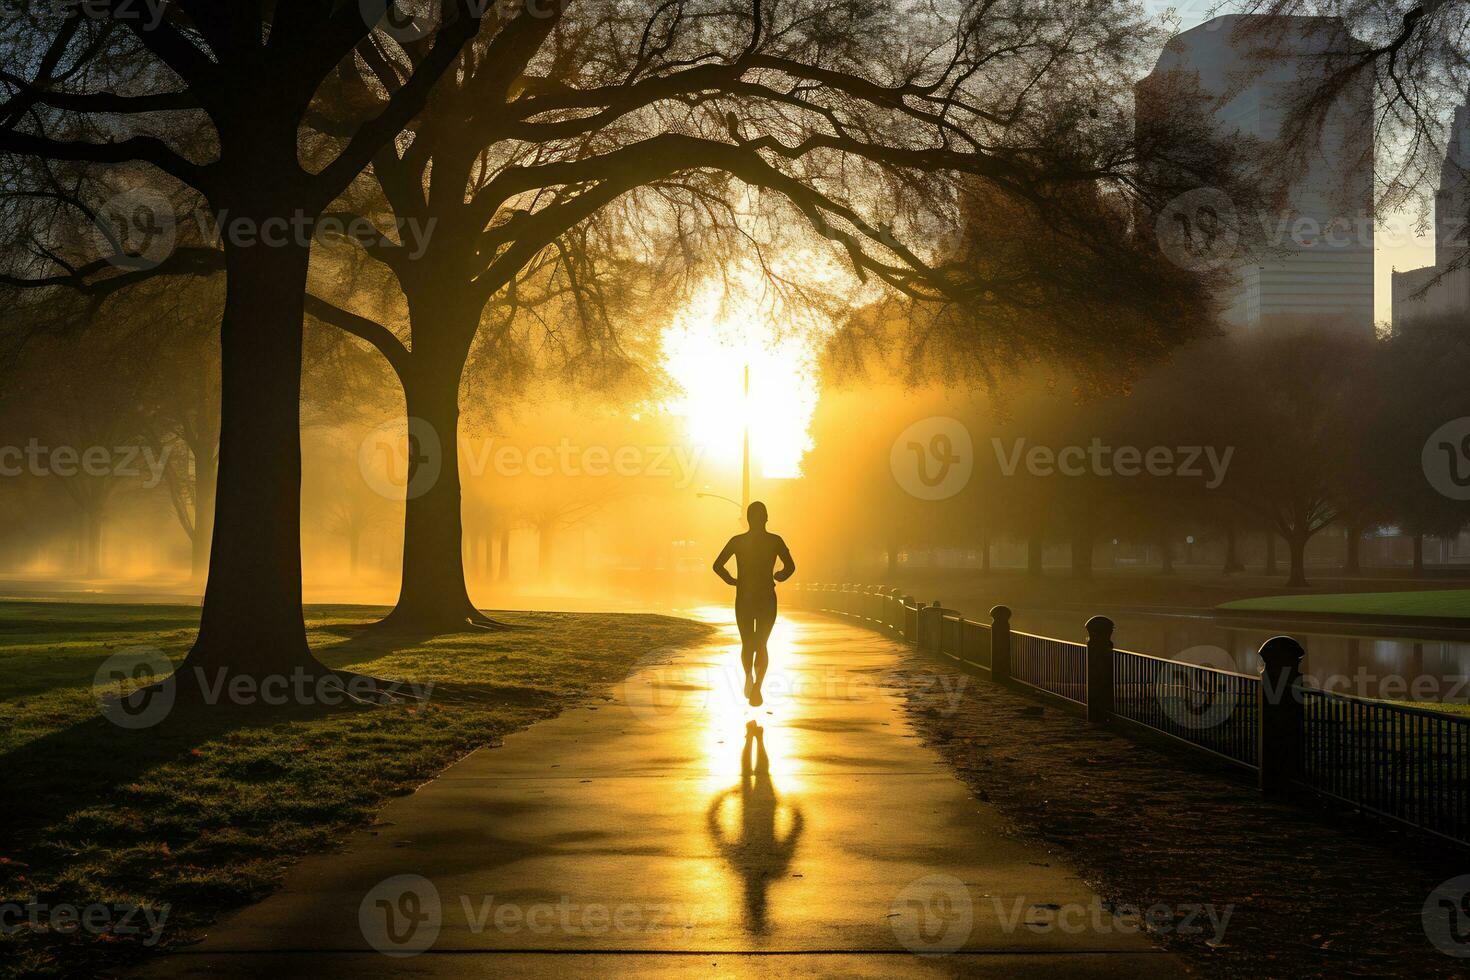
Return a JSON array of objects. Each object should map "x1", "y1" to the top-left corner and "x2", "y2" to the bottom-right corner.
[{"x1": 707, "y1": 721, "x2": 803, "y2": 934}]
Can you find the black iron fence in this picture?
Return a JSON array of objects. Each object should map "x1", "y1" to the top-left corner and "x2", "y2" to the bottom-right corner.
[
  {"x1": 1300, "y1": 688, "x2": 1470, "y2": 845},
  {"x1": 1113, "y1": 648, "x2": 1259, "y2": 770},
  {"x1": 1012, "y1": 631, "x2": 1088, "y2": 706},
  {"x1": 794, "y1": 582, "x2": 1470, "y2": 847}
]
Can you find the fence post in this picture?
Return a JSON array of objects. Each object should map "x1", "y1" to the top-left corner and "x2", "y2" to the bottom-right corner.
[
  {"x1": 916, "y1": 600, "x2": 942, "y2": 653},
  {"x1": 902, "y1": 595, "x2": 918, "y2": 644},
  {"x1": 1085, "y1": 616, "x2": 1114, "y2": 723},
  {"x1": 1257, "y1": 635, "x2": 1305, "y2": 800},
  {"x1": 990, "y1": 605, "x2": 1011, "y2": 683}
]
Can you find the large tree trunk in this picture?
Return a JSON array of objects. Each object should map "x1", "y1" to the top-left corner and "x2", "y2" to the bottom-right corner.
[
  {"x1": 1286, "y1": 532, "x2": 1309, "y2": 587},
  {"x1": 378, "y1": 296, "x2": 501, "y2": 633},
  {"x1": 191, "y1": 450, "x2": 217, "y2": 583},
  {"x1": 1412, "y1": 533, "x2": 1425, "y2": 576},
  {"x1": 1264, "y1": 531, "x2": 1277, "y2": 576},
  {"x1": 184, "y1": 236, "x2": 321, "y2": 680}
]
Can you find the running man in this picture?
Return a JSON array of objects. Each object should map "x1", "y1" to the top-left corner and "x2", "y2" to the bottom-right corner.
[{"x1": 712, "y1": 501, "x2": 796, "y2": 707}]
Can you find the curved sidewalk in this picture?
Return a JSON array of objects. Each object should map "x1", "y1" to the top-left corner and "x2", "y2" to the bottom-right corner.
[{"x1": 136, "y1": 610, "x2": 1184, "y2": 978}]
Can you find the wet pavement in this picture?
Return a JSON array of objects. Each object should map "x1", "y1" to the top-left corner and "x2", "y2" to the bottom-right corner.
[{"x1": 136, "y1": 610, "x2": 1182, "y2": 978}]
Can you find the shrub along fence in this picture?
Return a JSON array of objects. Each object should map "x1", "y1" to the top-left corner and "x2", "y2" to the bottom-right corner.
[{"x1": 792, "y1": 582, "x2": 1470, "y2": 847}]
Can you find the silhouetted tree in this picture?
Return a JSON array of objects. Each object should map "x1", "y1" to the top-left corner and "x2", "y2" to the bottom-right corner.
[{"x1": 1, "y1": 3, "x2": 483, "y2": 681}]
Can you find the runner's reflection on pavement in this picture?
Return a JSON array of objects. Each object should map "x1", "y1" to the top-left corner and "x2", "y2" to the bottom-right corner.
[{"x1": 707, "y1": 721, "x2": 804, "y2": 935}]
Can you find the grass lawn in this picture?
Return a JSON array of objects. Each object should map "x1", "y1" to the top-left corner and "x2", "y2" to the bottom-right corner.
[
  {"x1": 1218, "y1": 589, "x2": 1470, "y2": 619},
  {"x1": 0, "y1": 601, "x2": 713, "y2": 979}
]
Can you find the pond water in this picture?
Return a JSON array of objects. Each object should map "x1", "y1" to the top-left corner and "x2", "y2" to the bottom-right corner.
[{"x1": 1008, "y1": 608, "x2": 1470, "y2": 703}]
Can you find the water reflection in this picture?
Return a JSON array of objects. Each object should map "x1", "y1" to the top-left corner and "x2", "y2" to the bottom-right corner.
[
  {"x1": 707, "y1": 721, "x2": 804, "y2": 934},
  {"x1": 1012, "y1": 609, "x2": 1470, "y2": 702}
]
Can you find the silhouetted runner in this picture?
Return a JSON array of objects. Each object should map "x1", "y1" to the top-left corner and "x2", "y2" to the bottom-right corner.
[{"x1": 712, "y1": 501, "x2": 795, "y2": 707}]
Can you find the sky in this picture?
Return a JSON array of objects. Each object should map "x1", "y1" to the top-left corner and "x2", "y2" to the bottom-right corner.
[{"x1": 1142, "y1": 1, "x2": 1445, "y2": 325}]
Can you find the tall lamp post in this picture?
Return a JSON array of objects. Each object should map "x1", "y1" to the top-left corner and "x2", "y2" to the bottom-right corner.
[{"x1": 741, "y1": 363, "x2": 750, "y2": 515}]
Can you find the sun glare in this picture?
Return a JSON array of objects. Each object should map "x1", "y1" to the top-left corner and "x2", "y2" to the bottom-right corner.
[{"x1": 660, "y1": 274, "x2": 827, "y2": 480}]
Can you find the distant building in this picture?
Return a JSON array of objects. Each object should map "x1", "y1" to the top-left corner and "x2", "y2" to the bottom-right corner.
[
  {"x1": 1391, "y1": 98, "x2": 1470, "y2": 331},
  {"x1": 1139, "y1": 15, "x2": 1375, "y2": 335}
]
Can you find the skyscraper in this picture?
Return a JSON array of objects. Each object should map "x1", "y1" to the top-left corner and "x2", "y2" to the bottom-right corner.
[
  {"x1": 1139, "y1": 15, "x2": 1376, "y2": 334},
  {"x1": 1391, "y1": 98, "x2": 1470, "y2": 330}
]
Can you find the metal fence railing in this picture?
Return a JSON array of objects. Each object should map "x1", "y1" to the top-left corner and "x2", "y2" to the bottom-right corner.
[
  {"x1": 1300, "y1": 688, "x2": 1470, "y2": 844},
  {"x1": 795, "y1": 581, "x2": 1470, "y2": 847},
  {"x1": 1113, "y1": 649, "x2": 1259, "y2": 769},
  {"x1": 1012, "y1": 631, "x2": 1088, "y2": 706}
]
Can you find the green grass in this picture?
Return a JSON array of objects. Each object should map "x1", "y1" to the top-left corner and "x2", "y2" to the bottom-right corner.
[
  {"x1": 0, "y1": 601, "x2": 713, "y2": 979},
  {"x1": 1218, "y1": 589, "x2": 1470, "y2": 619}
]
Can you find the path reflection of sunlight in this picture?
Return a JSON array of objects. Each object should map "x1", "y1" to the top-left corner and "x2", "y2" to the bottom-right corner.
[
  {"x1": 706, "y1": 721, "x2": 804, "y2": 935},
  {"x1": 696, "y1": 613, "x2": 806, "y2": 790},
  {"x1": 690, "y1": 609, "x2": 810, "y2": 935}
]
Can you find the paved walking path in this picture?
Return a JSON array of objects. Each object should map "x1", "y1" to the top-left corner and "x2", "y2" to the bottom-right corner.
[{"x1": 137, "y1": 611, "x2": 1183, "y2": 978}]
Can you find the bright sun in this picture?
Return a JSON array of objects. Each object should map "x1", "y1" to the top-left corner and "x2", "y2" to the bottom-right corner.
[{"x1": 660, "y1": 272, "x2": 827, "y2": 480}]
